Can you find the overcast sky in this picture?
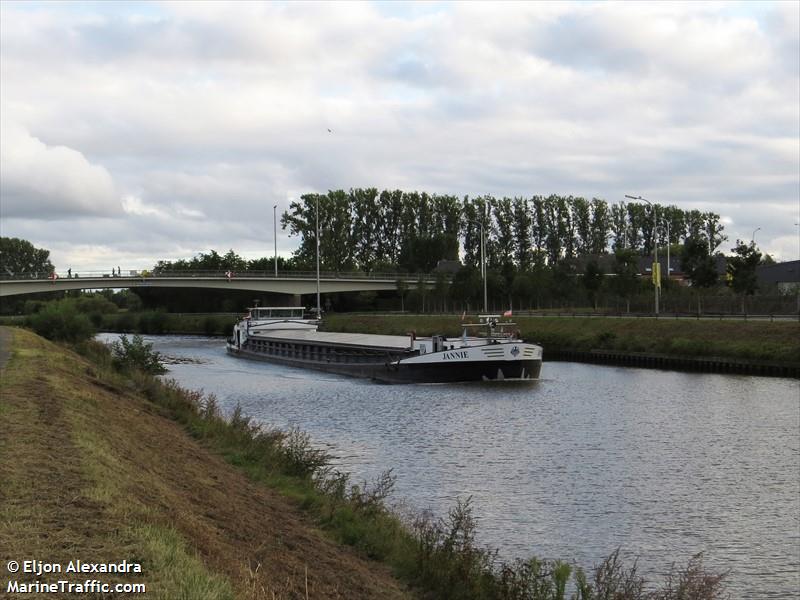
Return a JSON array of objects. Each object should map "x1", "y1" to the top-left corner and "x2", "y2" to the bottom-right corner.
[{"x1": 1, "y1": 0, "x2": 798, "y2": 272}]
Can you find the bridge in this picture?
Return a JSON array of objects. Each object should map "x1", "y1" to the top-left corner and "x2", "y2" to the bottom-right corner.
[{"x1": 0, "y1": 270, "x2": 438, "y2": 298}]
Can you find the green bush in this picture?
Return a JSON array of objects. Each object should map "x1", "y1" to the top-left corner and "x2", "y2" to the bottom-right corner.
[
  {"x1": 138, "y1": 311, "x2": 171, "y2": 334},
  {"x1": 27, "y1": 300, "x2": 95, "y2": 343},
  {"x1": 110, "y1": 311, "x2": 137, "y2": 332},
  {"x1": 110, "y1": 334, "x2": 167, "y2": 375},
  {"x1": 74, "y1": 295, "x2": 118, "y2": 314},
  {"x1": 22, "y1": 300, "x2": 46, "y2": 314},
  {"x1": 203, "y1": 316, "x2": 223, "y2": 336}
]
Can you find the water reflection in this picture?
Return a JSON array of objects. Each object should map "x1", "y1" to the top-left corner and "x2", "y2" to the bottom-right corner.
[{"x1": 97, "y1": 333, "x2": 800, "y2": 598}]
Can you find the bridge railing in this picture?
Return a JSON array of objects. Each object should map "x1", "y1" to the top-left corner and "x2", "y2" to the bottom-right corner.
[{"x1": 1, "y1": 269, "x2": 445, "y2": 281}]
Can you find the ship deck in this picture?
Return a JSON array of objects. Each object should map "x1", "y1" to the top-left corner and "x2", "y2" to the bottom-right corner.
[{"x1": 249, "y1": 329, "x2": 414, "y2": 351}]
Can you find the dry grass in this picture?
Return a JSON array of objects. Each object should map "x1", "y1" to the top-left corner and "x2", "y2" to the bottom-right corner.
[{"x1": 0, "y1": 327, "x2": 410, "y2": 599}]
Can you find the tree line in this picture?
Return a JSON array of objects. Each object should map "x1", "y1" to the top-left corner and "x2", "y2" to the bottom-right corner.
[
  {"x1": 142, "y1": 191, "x2": 774, "y2": 314},
  {"x1": 279, "y1": 189, "x2": 728, "y2": 273},
  {"x1": 2, "y1": 192, "x2": 779, "y2": 315}
]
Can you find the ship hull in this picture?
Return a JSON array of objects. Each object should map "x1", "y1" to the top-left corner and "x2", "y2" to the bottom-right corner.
[{"x1": 227, "y1": 344, "x2": 541, "y2": 383}]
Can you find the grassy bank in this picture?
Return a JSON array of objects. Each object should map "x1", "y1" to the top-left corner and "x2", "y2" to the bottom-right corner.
[
  {"x1": 0, "y1": 327, "x2": 729, "y2": 599},
  {"x1": 323, "y1": 314, "x2": 800, "y2": 364},
  {"x1": 4, "y1": 308, "x2": 798, "y2": 365},
  {"x1": 0, "y1": 327, "x2": 408, "y2": 599}
]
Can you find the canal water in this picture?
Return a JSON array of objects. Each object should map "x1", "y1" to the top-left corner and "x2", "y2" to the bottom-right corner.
[{"x1": 98, "y1": 334, "x2": 800, "y2": 598}]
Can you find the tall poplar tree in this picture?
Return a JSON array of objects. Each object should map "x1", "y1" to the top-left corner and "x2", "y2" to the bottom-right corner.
[
  {"x1": 610, "y1": 201, "x2": 628, "y2": 250},
  {"x1": 572, "y1": 196, "x2": 592, "y2": 255},
  {"x1": 352, "y1": 187, "x2": 380, "y2": 270},
  {"x1": 589, "y1": 197, "x2": 611, "y2": 254},
  {"x1": 512, "y1": 197, "x2": 533, "y2": 269}
]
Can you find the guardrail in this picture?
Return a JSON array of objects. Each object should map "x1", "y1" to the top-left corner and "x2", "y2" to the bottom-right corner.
[
  {"x1": 344, "y1": 310, "x2": 800, "y2": 322},
  {"x1": 490, "y1": 310, "x2": 800, "y2": 321}
]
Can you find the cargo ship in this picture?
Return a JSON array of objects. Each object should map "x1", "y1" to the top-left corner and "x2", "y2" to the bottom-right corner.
[{"x1": 226, "y1": 307, "x2": 542, "y2": 383}]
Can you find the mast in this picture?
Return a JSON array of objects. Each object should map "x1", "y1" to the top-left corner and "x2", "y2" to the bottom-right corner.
[
  {"x1": 481, "y1": 216, "x2": 487, "y2": 313},
  {"x1": 273, "y1": 204, "x2": 278, "y2": 277}
]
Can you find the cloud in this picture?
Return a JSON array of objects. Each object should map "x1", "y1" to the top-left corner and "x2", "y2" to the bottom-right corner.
[
  {"x1": 0, "y1": 1, "x2": 797, "y2": 266},
  {"x1": 121, "y1": 195, "x2": 168, "y2": 218},
  {"x1": 0, "y1": 119, "x2": 122, "y2": 219}
]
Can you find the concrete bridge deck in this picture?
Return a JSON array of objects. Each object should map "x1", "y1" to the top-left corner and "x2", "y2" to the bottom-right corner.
[{"x1": 0, "y1": 270, "x2": 438, "y2": 297}]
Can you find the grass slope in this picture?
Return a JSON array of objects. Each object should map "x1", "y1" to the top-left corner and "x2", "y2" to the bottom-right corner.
[
  {"x1": 0, "y1": 327, "x2": 410, "y2": 599},
  {"x1": 323, "y1": 314, "x2": 800, "y2": 363}
]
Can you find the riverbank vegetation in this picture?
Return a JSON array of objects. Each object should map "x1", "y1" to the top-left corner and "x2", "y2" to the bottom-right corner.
[
  {"x1": 2, "y1": 325, "x2": 730, "y2": 599},
  {"x1": 0, "y1": 296, "x2": 237, "y2": 337},
  {"x1": 4, "y1": 296, "x2": 797, "y2": 365},
  {"x1": 1, "y1": 327, "x2": 407, "y2": 599},
  {"x1": 324, "y1": 314, "x2": 800, "y2": 364}
]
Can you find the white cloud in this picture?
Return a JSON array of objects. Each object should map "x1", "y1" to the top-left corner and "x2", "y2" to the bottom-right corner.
[
  {"x1": 0, "y1": 0, "x2": 797, "y2": 265},
  {"x1": 121, "y1": 195, "x2": 168, "y2": 218},
  {"x1": 0, "y1": 119, "x2": 122, "y2": 219}
]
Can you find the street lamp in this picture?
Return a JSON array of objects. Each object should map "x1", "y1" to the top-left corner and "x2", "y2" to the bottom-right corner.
[
  {"x1": 656, "y1": 222, "x2": 671, "y2": 282},
  {"x1": 625, "y1": 194, "x2": 660, "y2": 315},
  {"x1": 796, "y1": 223, "x2": 800, "y2": 260},
  {"x1": 751, "y1": 227, "x2": 761, "y2": 245},
  {"x1": 273, "y1": 204, "x2": 278, "y2": 277},
  {"x1": 315, "y1": 196, "x2": 321, "y2": 317},
  {"x1": 468, "y1": 218, "x2": 488, "y2": 313}
]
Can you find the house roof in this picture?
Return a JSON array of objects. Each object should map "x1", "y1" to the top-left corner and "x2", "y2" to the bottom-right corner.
[{"x1": 756, "y1": 260, "x2": 800, "y2": 284}]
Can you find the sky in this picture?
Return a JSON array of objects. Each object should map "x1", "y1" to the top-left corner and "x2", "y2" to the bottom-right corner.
[{"x1": 1, "y1": 0, "x2": 798, "y2": 272}]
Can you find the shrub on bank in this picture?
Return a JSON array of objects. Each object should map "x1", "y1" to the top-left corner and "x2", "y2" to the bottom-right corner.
[
  {"x1": 26, "y1": 300, "x2": 95, "y2": 343},
  {"x1": 111, "y1": 311, "x2": 137, "y2": 332},
  {"x1": 137, "y1": 310, "x2": 172, "y2": 334},
  {"x1": 110, "y1": 334, "x2": 167, "y2": 375},
  {"x1": 202, "y1": 315, "x2": 232, "y2": 336},
  {"x1": 95, "y1": 312, "x2": 236, "y2": 336}
]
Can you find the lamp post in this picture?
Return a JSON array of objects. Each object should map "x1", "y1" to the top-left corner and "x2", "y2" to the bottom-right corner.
[
  {"x1": 315, "y1": 196, "x2": 321, "y2": 317},
  {"x1": 751, "y1": 227, "x2": 761, "y2": 245},
  {"x1": 653, "y1": 222, "x2": 671, "y2": 282},
  {"x1": 468, "y1": 218, "x2": 488, "y2": 313},
  {"x1": 666, "y1": 221, "x2": 670, "y2": 281},
  {"x1": 625, "y1": 194, "x2": 659, "y2": 315},
  {"x1": 796, "y1": 223, "x2": 799, "y2": 260},
  {"x1": 273, "y1": 204, "x2": 278, "y2": 277}
]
